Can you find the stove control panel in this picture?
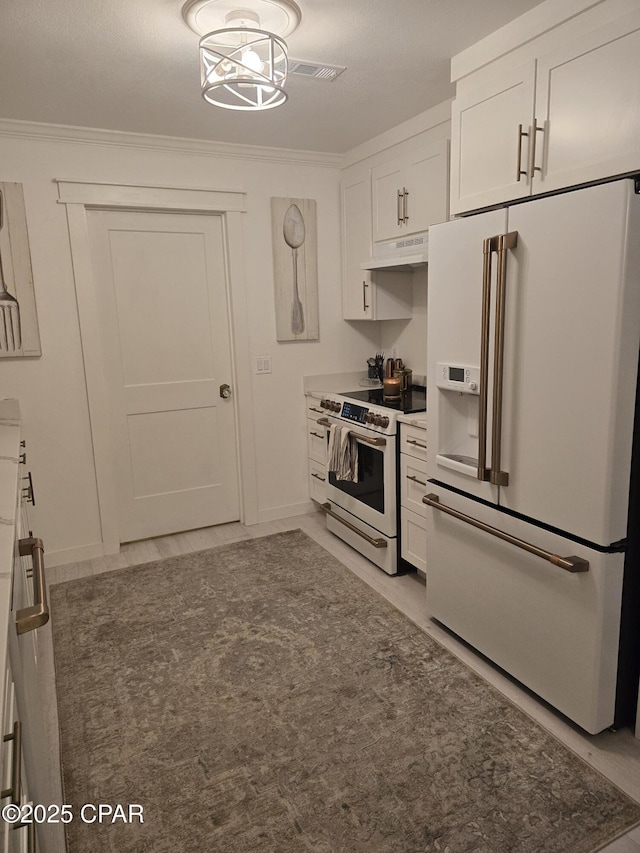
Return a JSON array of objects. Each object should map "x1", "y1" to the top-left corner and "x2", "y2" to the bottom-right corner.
[
  {"x1": 341, "y1": 402, "x2": 368, "y2": 424},
  {"x1": 320, "y1": 396, "x2": 391, "y2": 431}
]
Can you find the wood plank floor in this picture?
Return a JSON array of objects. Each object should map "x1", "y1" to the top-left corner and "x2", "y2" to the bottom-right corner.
[{"x1": 41, "y1": 510, "x2": 640, "y2": 852}]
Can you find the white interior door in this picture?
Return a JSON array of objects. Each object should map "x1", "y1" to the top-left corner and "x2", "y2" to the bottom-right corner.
[{"x1": 87, "y1": 209, "x2": 240, "y2": 543}]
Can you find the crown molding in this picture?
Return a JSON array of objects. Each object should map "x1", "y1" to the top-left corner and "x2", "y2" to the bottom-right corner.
[
  {"x1": 341, "y1": 100, "x2": 452, "y2": 169},
  {"x1": 0, "y1": 117, "x2": 343, "y2": 169}
]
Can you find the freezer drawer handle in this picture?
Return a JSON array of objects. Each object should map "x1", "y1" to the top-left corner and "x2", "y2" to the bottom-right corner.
[
  {"x1": 321, "y1": 502, "x2": 387, "y2": 549},
  {"x1": 422, "y1": 493, "x2": 589, "y2": 573},
  {"x1": 1, "y1": 720, "x2": 22, "y2": 806},
  {"x1": 16, "y1": 537, "x2": 50, "y2": 634}
]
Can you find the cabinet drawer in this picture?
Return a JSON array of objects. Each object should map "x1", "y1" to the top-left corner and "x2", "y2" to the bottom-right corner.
[
  {"x1": 401, "y1": 509, "x2": 427, "y2": 573},
  {"x1": 306, "y1": 398, "x2": 326, "y2": 422},
  {"x1": 400, "y1": 454, "x2": 428, "y2": 516},
  {"x1": 400, "y1": 425, "x2": 427, "y2": 460},
  {"x1": 307, "y1": 420, "x2": 327, "y2": 465},
  {"x1": 308, "y1": 461, "x2": 327, "y2": 504}
]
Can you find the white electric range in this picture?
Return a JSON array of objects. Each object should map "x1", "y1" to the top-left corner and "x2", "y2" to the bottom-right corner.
[{"x1": 317, "y1": 386, "x2": 426, "y2": 575}]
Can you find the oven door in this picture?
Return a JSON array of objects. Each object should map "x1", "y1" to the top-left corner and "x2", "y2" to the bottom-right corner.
[{"x1": 325, "y1": 420, "x2": 396, "y2": 537}]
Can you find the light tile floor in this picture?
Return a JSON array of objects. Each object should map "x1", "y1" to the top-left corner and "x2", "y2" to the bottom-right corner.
[{"x1": 41, "y1": 510, "x2": 640, "y2": 852}]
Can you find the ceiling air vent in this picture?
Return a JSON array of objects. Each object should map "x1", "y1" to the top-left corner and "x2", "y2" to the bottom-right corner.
[{"x1": 289, "y1": 60, "x2": 346, "y2": 82}]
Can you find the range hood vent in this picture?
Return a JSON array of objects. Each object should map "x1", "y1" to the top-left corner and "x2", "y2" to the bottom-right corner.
[{"x1": 362, "y1": 234, "x2": 429, "y2": 271}]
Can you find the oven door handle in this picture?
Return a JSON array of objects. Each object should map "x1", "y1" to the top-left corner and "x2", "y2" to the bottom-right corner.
[{"x1": 317, "y1": 418, "x2": 386, "y2": 447}]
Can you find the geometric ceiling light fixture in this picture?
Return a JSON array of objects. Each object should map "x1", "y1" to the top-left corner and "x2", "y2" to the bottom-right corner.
[{"x1": 182, "y1": 0, "x2": 301, "y2": 111}]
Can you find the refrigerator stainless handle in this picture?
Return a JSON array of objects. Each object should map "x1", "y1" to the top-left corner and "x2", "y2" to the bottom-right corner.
[
  {"x1": 516, "y1": 124, "x2": 529, "y2": 181},
  {"x1": 322, "y1": 502, "x2": 387, "y2": 548},
  {"x1": 478, "y1": 236, "x2": 499, "y2": 482},
  {"x1": 490, "y1": 231, "x2": 518, "y2": 487},
  {"x1": 422, "y1": 493, "x2": 589, "y2": 573},
  {"x1": 16, "y1": 537, "x2": 49, "y2": 635}
]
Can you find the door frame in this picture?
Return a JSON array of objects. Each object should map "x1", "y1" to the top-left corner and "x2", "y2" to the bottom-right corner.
[{"x1": 57, "y1": 179, "x2": 258, "y2": 553}]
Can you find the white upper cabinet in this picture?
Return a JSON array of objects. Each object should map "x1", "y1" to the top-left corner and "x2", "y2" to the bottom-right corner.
[
  {"x1": 450, "y1": 2, "x2": 640, "y2": 214},
  {"x1": 450, "y1": 62, "x2": 536, "y2": 214},
  {"x1": 340, "y1": 114, "x2": 450, "y2": 321},
  {"x1": 341, "y1": 170, "x2": 374, "y2": 320},
  {"x1": 372, "y1": 137, "x2": 449, "y2": 243},
  {"x1": 535, "y1": 9, "x2": 640, "y2": 194},
  {"x1": 340, "y1": 159, "x2": 414, "y2": 322}
]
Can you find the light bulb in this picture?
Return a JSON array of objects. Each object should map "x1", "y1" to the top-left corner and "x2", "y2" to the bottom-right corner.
[{"x1": 242, "y1": 48, "x2": 264, "y2": 74}]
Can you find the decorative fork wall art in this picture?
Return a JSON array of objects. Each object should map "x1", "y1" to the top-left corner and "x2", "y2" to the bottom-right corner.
[
  {"x1": 0, "y1": 183, "x2": 41, "y2": 358},
  {"x1": 271, "y1": 197, "x2": 319, "y2": 342}
]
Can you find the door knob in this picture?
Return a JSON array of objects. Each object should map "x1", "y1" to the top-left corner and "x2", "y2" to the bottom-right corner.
[{"x1": 220, "y1": 383, "x2": 232, "y2": 399}]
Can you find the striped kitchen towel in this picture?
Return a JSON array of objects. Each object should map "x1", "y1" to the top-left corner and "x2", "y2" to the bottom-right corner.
[{"x1": 327, "y1": 424, "x2": 359, "y2": 482}]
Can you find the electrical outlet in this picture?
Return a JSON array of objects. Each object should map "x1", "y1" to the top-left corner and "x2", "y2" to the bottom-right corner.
[{"x1": 255, "y1": 356, "x2": 272, "y2": 374}]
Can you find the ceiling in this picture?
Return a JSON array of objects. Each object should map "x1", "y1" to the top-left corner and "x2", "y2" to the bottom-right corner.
[{"x1": 0, "y1": 0, "x2": 544, "y2": 154}]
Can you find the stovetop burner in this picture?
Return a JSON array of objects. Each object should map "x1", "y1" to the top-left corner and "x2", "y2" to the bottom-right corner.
[{"x1": 340, "y1": 385, "x2": 427, "y2": 415}]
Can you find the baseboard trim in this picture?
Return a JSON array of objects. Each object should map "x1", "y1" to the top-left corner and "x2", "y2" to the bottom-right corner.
[
  {"x1": 255, "y1": 500, "x2": 316, "y2": 524},
  {"x1": 45, "y1": 542, "x2": 107, "y2": 568}
]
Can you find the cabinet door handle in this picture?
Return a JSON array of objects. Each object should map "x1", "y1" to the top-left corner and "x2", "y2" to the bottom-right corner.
[
  {"x1": 406, "y1": 438, "x2": 427, "y2": 449},
  {"x1": 308, "y1": 406, "x2": 324, "y2": 414},
  {"x1": 397, "y1": 189, "x2": 403, "y2": 225},
  {"x1": 528, "y1": 118, "x2": 544, "y2": 179},
  {"x1": 16, "y1": 537, "x2": 49, "y2": 635},
  {"x1": 1, "y1": 720, "x2": 22, "y2": 806},
  {"x1": 402, "y1": 187, "x2": 409, "y2": 223},
  {"x1": 310, "y1": 472, "x2": 326, "y2": 482},
  {"x1": 406, "y1": 474, "x2": 427, "y2": 487},
  {"x1": 423, "y1": 493, "x2": 589, "y2": 573},
  {"x1": 22, "y1": 471, "x2": 35, "y2": 506},
  {"x1": 362, "y1": 281, "x2": 369, "y2": 312},
  {"x1": 516, "y1": 124, "x2": 529, "y2": 181},
  {"x1": 310, "y1": 431, "x2": 325, "y2": 439}
]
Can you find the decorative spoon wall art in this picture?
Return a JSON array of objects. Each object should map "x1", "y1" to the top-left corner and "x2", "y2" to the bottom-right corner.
[{"x1": 271, "y1": 197, "x2": 318, "y2": 342}]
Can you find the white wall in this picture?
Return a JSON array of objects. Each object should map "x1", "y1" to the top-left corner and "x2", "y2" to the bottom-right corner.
[
  {"x1": 379, "y1": 268, "x2": 428, "y2": 377},
  {"x1": 0, "y1": 122, "x2": 380, "y2": 564}
]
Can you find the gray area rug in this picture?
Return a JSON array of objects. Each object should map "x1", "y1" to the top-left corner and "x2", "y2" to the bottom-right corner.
[{"x1": 51, "y1": 529, "x2": 640, "y2": 852}]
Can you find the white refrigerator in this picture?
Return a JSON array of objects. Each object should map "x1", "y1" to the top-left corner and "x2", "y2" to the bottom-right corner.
[{"x1": 425, "y1": 179, "x2": 640, "y2": 734}]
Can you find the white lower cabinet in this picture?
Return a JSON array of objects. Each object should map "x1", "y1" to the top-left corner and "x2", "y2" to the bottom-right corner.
[
  {"x1": 399, "y1": 423, "x2": 427, "y2": 572},
  {"x1": 306, "y1": 396, "x2": 328, "y2": 504},
  {"x1": 401, "y1": 510, "x2": 427, "y2": 574}
]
